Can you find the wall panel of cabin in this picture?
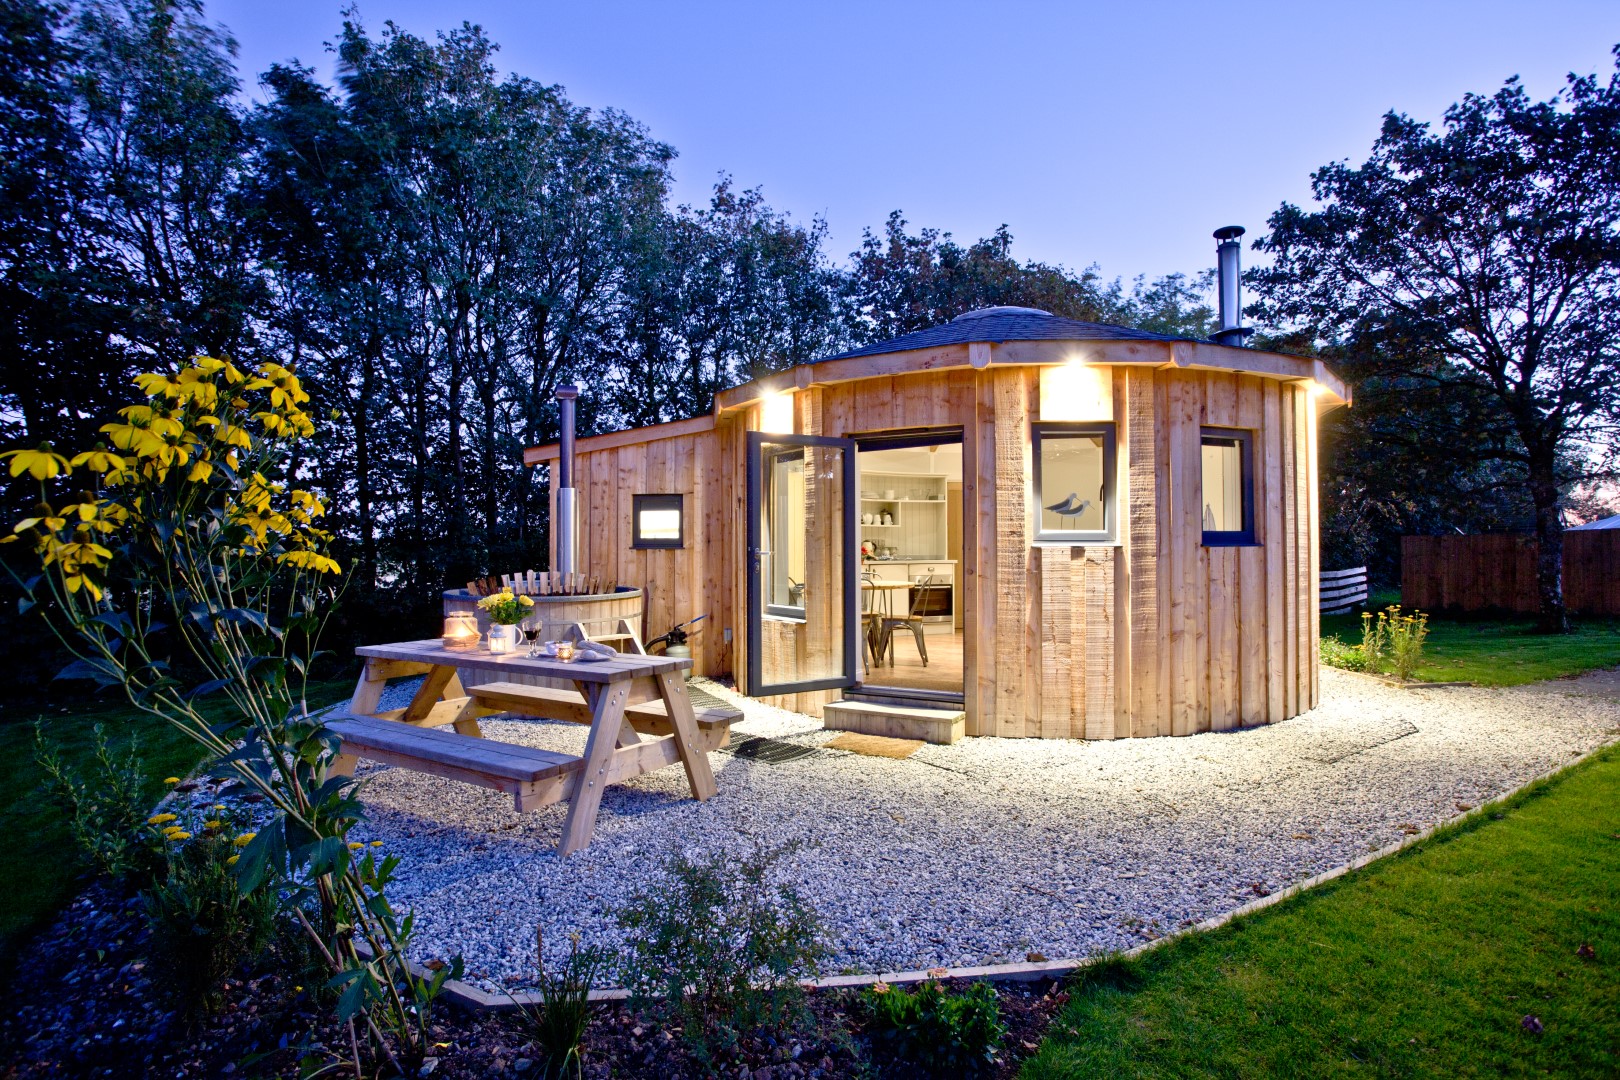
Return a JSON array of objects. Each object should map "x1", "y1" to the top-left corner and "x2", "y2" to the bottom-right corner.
[{"x1": 551, "y1": 361, "x2": 1321, "y2": 738}]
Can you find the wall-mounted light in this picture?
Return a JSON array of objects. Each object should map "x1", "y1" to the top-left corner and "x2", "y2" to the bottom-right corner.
[
  {"x1": 1039, "y1": 361, "x2": 1113, "y2": 422},
  {"x1": 760, "y1": 390, "x2": 795, "y2": 434}
]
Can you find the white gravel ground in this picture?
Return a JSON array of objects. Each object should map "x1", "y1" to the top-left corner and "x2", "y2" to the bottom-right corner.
[{"x1": 338, "y1": 668, "x2": 1620, "y2": 992}]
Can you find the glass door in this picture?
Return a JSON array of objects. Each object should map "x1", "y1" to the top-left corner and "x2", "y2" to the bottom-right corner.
[{"x1": 746, "y1": 431, "x2": 858, "y2": 696}]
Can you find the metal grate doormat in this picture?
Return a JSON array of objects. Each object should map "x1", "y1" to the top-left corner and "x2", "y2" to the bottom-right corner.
[
  {"x1": 719, "y1": 735, "x2": 824, "y2": 765},
  {"x1": 686, "y1": 684, "x2": 744, "y2": 719}
]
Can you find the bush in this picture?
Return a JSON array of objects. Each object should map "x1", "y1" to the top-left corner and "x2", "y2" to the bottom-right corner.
[
  {"x1": 615, "y1": 845, "x2": 825, "y2": 1062},
  {"x1": 142, "y1": 808, "x2": 280, "y2": 1016},
  {"x1": 512, "y1": 928, "x2": 604, "y2": 1080},
  {"x1": 1319, "y1": 634, "x2": 1372, "y2": 672},
  {"x1": 33, "y1": 722, "x2": 165, "y2": 887},
  {"x1": 1384, "y1": 604, "x2": 1431, "y2": 680},
  {"x1": 860, "y1": 977, "x2": 1005, "y2": 1077}
]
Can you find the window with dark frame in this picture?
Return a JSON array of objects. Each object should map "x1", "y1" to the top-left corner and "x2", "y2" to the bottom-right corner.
[
  {"x1": 1200, "y1": 428, "x2": 1256, "y2": 546},
  {"x1": 1032, "y1": 422, "x2": 1117, "y2": 544},
  {"x1": 631, "y1": 493, "x2": 684, "y2": 549}
]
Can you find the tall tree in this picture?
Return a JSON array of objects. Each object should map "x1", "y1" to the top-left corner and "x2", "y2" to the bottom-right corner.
[{"x1": 1251, "y1": 51, "x2": 1620, "y2": 629}]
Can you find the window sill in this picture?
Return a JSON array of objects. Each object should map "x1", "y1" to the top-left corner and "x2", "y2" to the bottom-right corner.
[{"x1": 1202, "y1": 537, "x2": 1261, "y2": 548}]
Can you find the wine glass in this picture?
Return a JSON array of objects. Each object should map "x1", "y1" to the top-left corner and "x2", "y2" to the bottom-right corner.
[{"x1": 521, "y1": 615, "x2": 543, "y2": 656}]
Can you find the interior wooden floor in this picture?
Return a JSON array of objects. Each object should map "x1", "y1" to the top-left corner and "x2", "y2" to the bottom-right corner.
[{"x1": 859, "y1": 628, "x2": 964, "y2": 694}]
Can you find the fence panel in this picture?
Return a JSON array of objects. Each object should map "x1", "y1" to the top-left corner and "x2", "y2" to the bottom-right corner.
[
  {"x1": 1319, "y1": 566, "x2": 1368, "y2": 614},
  {"x1": 1400, "y1": 532, "x2": 1620, "y2": 615}
]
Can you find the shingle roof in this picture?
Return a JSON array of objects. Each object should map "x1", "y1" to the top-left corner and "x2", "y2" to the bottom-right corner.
[{"x1": 820, "y1": 306, "x2": 1193, "y2": 362}]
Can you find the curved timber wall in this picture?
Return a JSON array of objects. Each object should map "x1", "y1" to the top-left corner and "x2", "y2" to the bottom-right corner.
[{"x1": 539, "y1": 354, "x2": 1322, "y2": 739}]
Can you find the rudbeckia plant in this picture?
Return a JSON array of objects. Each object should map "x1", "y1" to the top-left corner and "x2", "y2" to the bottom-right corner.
[{"x1": 4, "y1": 357, "x2": 458, "y2": 1076}]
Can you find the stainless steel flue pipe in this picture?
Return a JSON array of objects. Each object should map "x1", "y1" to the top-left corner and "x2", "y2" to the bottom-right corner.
[{"x1": 554, "y1": 384, "x2": 579, "y2": 578}]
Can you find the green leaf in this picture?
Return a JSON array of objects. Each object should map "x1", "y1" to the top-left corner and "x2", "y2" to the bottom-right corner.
[
  {"x1": 232, "y1": 818, "x2": 288, "y2": 892},
  {"x1": 55, "y1": 657, "x2": 121, "y2": 687}
]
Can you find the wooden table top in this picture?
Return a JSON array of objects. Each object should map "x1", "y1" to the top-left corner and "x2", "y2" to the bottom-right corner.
[
  {"x1": 356, "y1": 639, "x2": 691, "y2": 683},
  {"x1": 860, "y1": 579, "x2": 914, "y2": 589}
]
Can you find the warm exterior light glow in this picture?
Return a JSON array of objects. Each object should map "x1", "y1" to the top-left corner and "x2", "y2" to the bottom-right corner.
[
  {"x1": 760, "y1": 390, "x2": 795, "y2": 433},
  {"x1": 1307, "y1": 380, "x2": 1331, "y2": 397},
  {"x1": 1039, "y1": 362, "x2": 1113, "y2": 422}
]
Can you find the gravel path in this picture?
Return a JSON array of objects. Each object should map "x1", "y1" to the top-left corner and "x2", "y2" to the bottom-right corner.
[{"x1": 341, "y1": 668, "x2": 1620, "y2": 991}]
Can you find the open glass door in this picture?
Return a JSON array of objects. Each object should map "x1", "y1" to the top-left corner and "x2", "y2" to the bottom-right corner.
[{"x1": 746, "y1": 431, "x2": 858, "y2": 696}]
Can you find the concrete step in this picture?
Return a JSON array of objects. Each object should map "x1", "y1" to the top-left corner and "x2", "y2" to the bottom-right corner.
[{"x1": 823, "y1": 699, "x2": 965, "y2": 745}]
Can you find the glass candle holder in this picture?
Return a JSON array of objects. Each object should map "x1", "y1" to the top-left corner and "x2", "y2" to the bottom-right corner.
[
  {"x1": 442, "y1": 611, "x2": 479, "y2": 650},
  {"x1": 554, "y1": 640, "x2": 575, "y2": 662}
]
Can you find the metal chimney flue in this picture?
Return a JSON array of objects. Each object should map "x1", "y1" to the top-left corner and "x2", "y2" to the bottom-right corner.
[
  {"x1": 554, "y1": 384, "x2": 580, "y2": 578},
  {"x1": 1211, "y1": 225, "x2": 1254, "y2": 348}
]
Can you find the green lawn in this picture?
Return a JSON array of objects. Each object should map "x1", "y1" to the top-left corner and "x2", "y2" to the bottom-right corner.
[
  {"x1": 1024, "y1": 745, "x2": 1620, "y2": 1079},
  {"x1": 0, "y1": 678, "x2": 354, "y2": 966},
  {"x1": 1322, "y1": 593, "x2": 1620, "y2": 686}
]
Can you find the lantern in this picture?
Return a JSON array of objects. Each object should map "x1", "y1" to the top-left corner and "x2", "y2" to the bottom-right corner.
[{"x1": 443, "y1": 611, "x2": 480, "y2": 650}]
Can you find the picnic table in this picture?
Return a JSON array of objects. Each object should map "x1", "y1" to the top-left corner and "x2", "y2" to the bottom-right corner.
[{"x1": 334, "y1": 639, "x2": 724, "y2": 856}]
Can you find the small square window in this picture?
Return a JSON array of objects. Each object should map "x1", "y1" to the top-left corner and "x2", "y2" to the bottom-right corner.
[
  {"x1": 1201, "y1": 428, "x2": 1256, "y2": 546},
  {"x1": 632, "y1": 493, "x2": 684, "y2": 549},
  {"x1": 1032, "y1": 422, "x2": 1116, "y2": 544}
]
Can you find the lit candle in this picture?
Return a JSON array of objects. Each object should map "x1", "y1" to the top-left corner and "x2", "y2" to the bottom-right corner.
[
  {"x1": 554, "y1": 640, "x2": 575, "y2": 662},
  {"x1": 443, "y1": 612, "x2": 480, "y2": 650}
]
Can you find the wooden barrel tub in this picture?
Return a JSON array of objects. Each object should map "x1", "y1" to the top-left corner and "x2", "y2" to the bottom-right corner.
[{"x1": 441, "y1": 586, "x2": 645, "y2": 693}]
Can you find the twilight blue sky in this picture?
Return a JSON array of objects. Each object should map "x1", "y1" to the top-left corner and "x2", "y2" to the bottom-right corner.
[{"x1": 210, "y1": 0, "x2": 1620, "y2": 286}]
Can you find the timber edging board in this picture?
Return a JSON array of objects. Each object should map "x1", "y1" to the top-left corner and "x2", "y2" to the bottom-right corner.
[{"x1": 412, "y1": 732, "x2": 1619, "y2": 1011}]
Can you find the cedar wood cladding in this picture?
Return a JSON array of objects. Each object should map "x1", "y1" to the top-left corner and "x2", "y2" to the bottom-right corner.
[{"x1": 536, "y1": 353, "x2": 1333, "y2": 738}]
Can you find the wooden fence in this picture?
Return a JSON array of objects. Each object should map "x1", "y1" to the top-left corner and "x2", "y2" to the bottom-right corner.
[
  {"x1": 1401, "y1": 532, "x2": 1620, "y2": 615},
  {"x1": 1320, "y1": 567, "x2": 1369, "y2": 615}
]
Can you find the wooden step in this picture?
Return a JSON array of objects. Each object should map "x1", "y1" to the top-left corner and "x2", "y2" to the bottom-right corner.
[{"x1": 822, "y1": 699, "x2": 965, "y2": 744}]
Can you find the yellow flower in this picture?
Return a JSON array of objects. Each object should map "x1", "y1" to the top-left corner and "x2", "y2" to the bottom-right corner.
[
  {"x1": 213, "y1": 804, "x2": 226, "y2": 811},
  {"x1": 99, "y1": 422, "x2": 165, "y2": 458},
  {"x1": 277, "y1": 549, "x2": 342, "y2": 575},
  {"x1": 163, "y1": 777, "x2": 181, "y2": 785},
  {"x1": 186, "y1": 459, "x2": 214, "y2": 483},
  {"x1": 519, "y1": 595, "x2": 534, "y2": 606},
  {"x1": 69, "y1": 448, "x2": 127, "y2": 474},
  {"x1": 870, "y1": 981, "x2": 890, "y2": 995},
  {"x1": 1, "y1": 445, "x2": 71, "y2": 481},
  {"x1": 346, "y1": 841, "x2": 364, "y2": 850},
  {"x1": 370, "y1": 840, "x2": 384, "y2": 847},
  {"x1": 204, "y1": 819, "x2": 223, "y2": 830},
  {"x1": 148, "y1": 813, "x2": 178, "y2": 825},
  {"x1": 168, "y1": 831, "x2": 192, "y2": 841},
  {"x1": 233, "y1": 832, "x2": 256, "y2": 848},
  {"x1": 226, "y1": 854, "x2": 239, "y2": 866}
]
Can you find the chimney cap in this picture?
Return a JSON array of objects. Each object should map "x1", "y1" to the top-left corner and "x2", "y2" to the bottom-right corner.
[
  {"x1": 554, "y1": 384, "x2": 580, "y2": 400},
  {"x1": 1213, "y1": 225, "x2": 1246, "y2": 242}
]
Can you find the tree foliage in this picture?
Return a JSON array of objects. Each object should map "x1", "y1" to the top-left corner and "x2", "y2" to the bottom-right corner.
[
  {"x1": 0, "y1": 0, "x2": 1217, "y2": 684},
  {"x1": 1252, "y1": 50, "x2": 1620, "y2": 625}
]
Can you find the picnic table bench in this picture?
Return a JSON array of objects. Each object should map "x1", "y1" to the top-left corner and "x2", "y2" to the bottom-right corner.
[{"x1": 335, "y1": 639, "x2": 733, "y2": 855}]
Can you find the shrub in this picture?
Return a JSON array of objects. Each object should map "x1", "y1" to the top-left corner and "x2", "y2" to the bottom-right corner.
[
  {"x1": 615, "y1": 845, "x2": 825, "y2": 1062},
  {"x1": 511, "y1": 928, "x2": 604, "y2": 1080},
  {"x1": 860, "y1": 977, "x2": 1005, "y2": 1077},
  {"x1": 1319, "y1": 634, "x2": 1372, "y2": 672},
  {"x1": 5, "y1": 358, "x2": 456, "y2": 1075},
  {"x1": 142, "y1": 809, "x2": 279, "y2": 1016},
  {"x1": 33, "y1": 722, "x2": 165, "y2": 887},
  {"x1": 1384, "y1": 604, "x2": 1431, "y2": 680}
]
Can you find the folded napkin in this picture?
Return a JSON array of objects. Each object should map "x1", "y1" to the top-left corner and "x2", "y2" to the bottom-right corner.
[{"x1": 575, "y1": 640, "x2": 619, "y2": 659}]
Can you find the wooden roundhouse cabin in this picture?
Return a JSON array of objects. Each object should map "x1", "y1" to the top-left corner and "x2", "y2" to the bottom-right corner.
[{"x1": 525, "y1": 302, "x2": 1349, "y2": 742}]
